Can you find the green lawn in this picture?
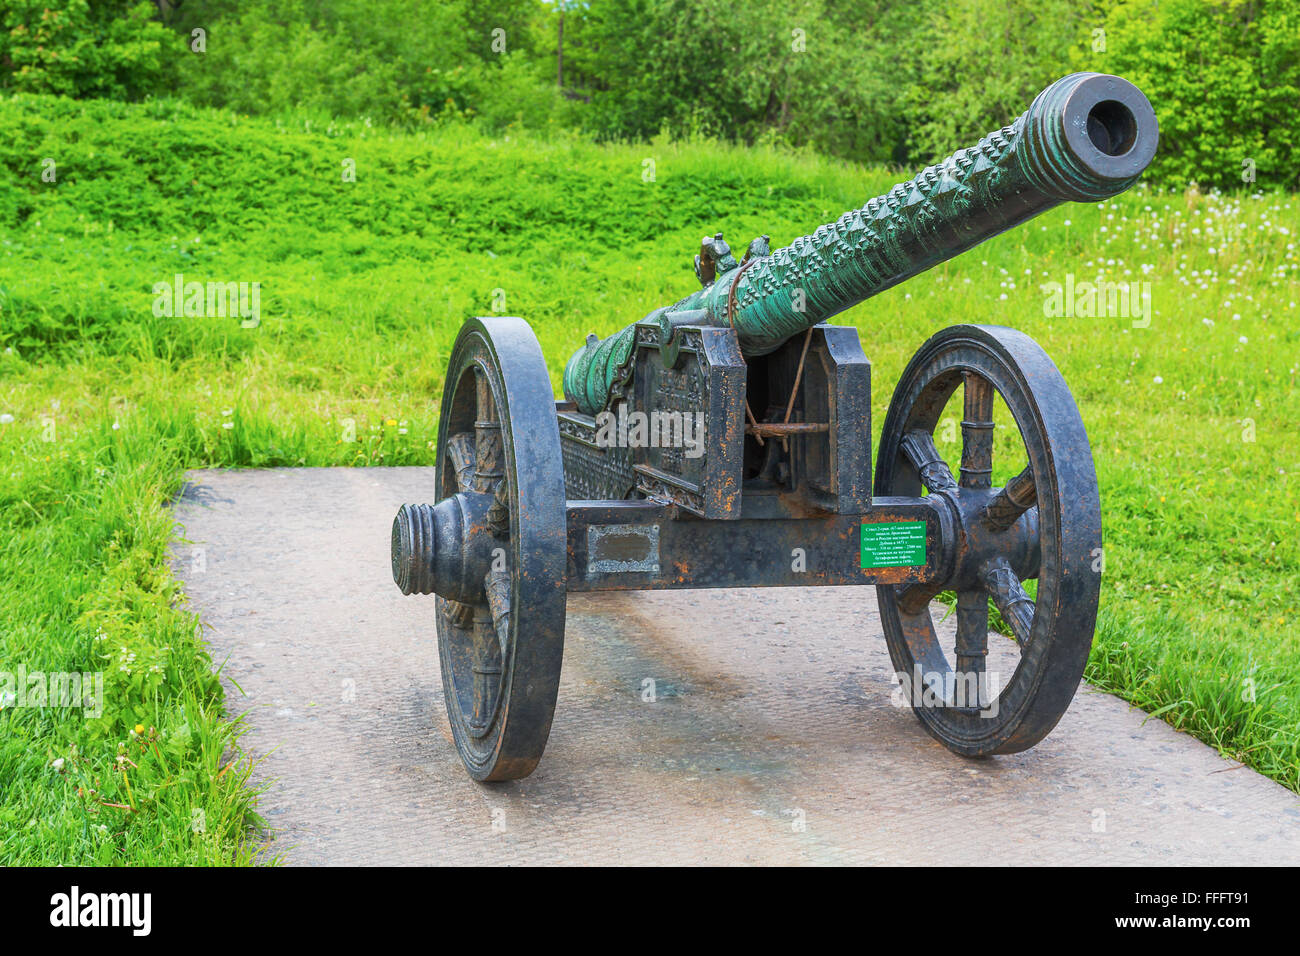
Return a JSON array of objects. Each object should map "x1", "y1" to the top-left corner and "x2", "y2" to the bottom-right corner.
[{"x1": 1, "y1": 94, "x2": 1296, "y2": 863}]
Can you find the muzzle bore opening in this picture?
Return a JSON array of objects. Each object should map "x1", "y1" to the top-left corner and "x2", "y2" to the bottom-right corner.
[{"x1": 1086, "y1": 99, "x2": 1137, "y2": 157}]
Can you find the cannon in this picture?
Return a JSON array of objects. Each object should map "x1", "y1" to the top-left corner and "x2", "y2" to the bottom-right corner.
[{"x1": 391, "y1": 73, "x2": 1158, "y2": 781}]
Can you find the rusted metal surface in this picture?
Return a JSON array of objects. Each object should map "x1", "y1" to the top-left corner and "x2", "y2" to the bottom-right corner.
[
  {"x1": 564, "y1": 496, "x2": 951, "y2": 592},
  {"x1": 629, "y1": 323, "x2": 745, "y2": 519},
  {"x1": 390, "y1": 73, "x2": 1156, "y2": 781},
  {"x1": 746, "y1": 422, "x2": 829, "y2": 436},
  {"x1": 874, "y1": 324, "x2": 1100, "y2": 754},
  {"x1": 392, "y1": 318, "x2": 567, "y2": 781}
]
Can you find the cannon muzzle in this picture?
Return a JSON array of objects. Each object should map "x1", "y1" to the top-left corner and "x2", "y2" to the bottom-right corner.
[{"x1": 564, "y1": 73, "x2": 1157, "y2": 414}]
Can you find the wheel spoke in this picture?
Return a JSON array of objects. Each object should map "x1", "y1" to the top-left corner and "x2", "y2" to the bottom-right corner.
[
  {"x1": 895, "y1": 581, "x2": 945, "y2": 616},
  {"x1": 486, "y1": 477, "x2": 510, "y2": 538},
  {"x1": 984, "y1": 559, "x2": 1035, "y2": 647},
  {"x1": 960, "y1": 372, "x2": 994, "y2": 490},
  {"x1": 953, "y1": 589, "x2": 988, "y2": 707},
  {"x1": 439, "y1": 595, "x2": 475, "y2": 629},
  {"x1": 484, "y1": 567, "x2": 511, "y2": 657},
  {"x1": 445, "y1": 432, "x2": 477, "y2": 493},
  {"x1": 982, "y1": 465, "x2": 1037, "y2": 531},
  {"x1": 467, "y1": 607, "x2": 503, "y2": 734},
  {"x1": 440, "y1": 595, "x2": 490, "y2": 713},
  {"x1": 473, "y1": 366, "x2": 504, "y2": 493},
  {"x1": 899, "y1": 429, "x2": 957, "y2": 493}
]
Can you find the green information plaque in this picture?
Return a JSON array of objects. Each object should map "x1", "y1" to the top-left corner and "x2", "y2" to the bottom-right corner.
[{"x1": 860, "y1": 521, "x2": 927, "y2": 569}]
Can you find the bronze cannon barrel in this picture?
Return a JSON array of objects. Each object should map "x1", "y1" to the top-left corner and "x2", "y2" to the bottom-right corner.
[{"x1": 563, "y1": 72, "x2": 1157, "y2": 414}]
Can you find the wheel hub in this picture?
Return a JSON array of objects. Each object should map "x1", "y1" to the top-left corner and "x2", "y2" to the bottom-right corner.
[
  {"x1": 391, "y1": 492, "x2": 495, "y2": 604},
  {"x1": 935, "y1": 486, "x2": 1041, "y2": 592}
]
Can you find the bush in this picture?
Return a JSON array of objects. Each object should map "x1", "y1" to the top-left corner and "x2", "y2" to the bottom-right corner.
[
  {"x1": 573, "y1": 0, "x2": 917, "y2": 165},
  {"x1": 1086, "y1": 0, "x2": 1300, "y2": 190},
  {"x1": 0, "y1": 0, "x2": 173, "y2": 99},
  {"x1": 4, "y1": 1, "x2": 1295, "y2": 191},
  {"x1": 170, "y1": 0, "x2": 543, "y2": 127},
  {"x1": 470, "y1": 53, "x2": 573, "y2": 132},
  {"x1": 901, "y1": 0, "x2": 1094, "y2": 163}
]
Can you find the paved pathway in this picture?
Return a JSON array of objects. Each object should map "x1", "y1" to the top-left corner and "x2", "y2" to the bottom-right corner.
[{"x1": 168, "y1": 467, "x2": 1300, "y2": 865}]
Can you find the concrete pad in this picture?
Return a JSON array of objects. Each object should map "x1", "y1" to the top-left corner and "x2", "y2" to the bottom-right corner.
[{"x1": 169, "y1": 467, "x2": 1300, "y2": 865}]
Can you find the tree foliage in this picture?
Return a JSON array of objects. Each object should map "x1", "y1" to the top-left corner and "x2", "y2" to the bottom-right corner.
[
  {"x1": 0, "y1": 0, "x2": 172, "y2": 99},
  {"x1": 1, "y1": 0, "x2": 1295, "y2": 188},
  {"x1": 1082, "y1": 0, "x2": 1300, "y2": 189}
]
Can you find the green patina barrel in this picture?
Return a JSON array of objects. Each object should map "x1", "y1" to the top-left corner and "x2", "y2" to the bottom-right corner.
[{"x1": 564, "y1": 72, "x2": 1157, "y2": 414}]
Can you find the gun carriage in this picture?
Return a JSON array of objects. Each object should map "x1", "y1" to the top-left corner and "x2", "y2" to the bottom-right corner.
[{"x1": 390, "y1": 73, "x2": 1158, "y2": 780}]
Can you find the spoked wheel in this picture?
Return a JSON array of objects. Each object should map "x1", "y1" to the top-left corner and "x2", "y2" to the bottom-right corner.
[
  {"x1": 390, "y1": 317, "x2": 567, "y2": 781},
  {"x1": 874, "y1": 324, "x2": 1101, "y2": 756}
]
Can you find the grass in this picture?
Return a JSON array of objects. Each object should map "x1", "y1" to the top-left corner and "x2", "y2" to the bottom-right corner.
[{"x1": 0, "y1": 94, "x2": 1296, "y2": 862}]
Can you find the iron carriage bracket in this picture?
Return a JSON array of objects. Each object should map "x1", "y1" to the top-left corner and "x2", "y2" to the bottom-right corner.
[
  {"x1": 559, "y1": 320, "x2": 1040, "y2": 596},
  {"x1": 565, "y1": 496, "x2": 955, "y2": 592},
  {"x1": 558, "y1": 321, "x2": 873, "y2": 517}
]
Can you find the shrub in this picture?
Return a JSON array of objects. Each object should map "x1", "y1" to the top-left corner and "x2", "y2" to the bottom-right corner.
[
  {"x1": 0, "y1": 0, "x2": 173, "y2": 99},
  {"x1": 1085, "y1": 0, "x2": 1300, "y2": 189}
]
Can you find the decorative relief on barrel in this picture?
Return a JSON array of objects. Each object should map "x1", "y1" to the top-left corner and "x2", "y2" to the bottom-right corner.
[{"x1": 563, "y1": 73, "x2": 1158, "y2": 414}]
